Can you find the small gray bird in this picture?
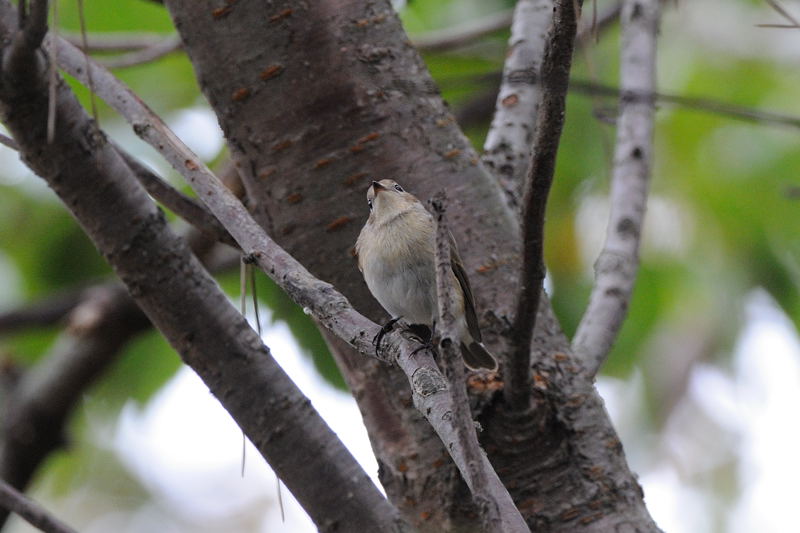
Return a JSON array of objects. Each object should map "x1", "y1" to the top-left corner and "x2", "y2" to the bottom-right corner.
[{"x1": 355, "y1": 179, "x2": 498, "y2": 371}]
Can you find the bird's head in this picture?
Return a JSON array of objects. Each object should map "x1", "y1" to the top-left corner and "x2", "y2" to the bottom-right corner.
[{"x1": 366, "y1": 179, "x2": 421, "y2": 222}]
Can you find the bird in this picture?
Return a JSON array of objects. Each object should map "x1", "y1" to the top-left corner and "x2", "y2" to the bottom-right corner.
[{"x1": 355, "y1": 179, "x2": 498, "y2": 371}]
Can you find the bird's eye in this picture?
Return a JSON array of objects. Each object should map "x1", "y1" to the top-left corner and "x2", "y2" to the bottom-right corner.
[
  {"x1": 393, "y1": 184, "x2": 403, "y2": 192},
  {"x1": 367, "y1": 199, "x2": 373, "y2": 211}
]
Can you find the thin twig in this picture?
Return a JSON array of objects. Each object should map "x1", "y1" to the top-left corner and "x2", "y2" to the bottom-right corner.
[
  {"x1": 577, "y1": 0, "x2": 622, "y2": 44},
  {"x1": 118, "y1": 150, "x2": 238, "y2": 248},
  {"x1": 572, "y1": 0, "x2": 660, "y2": 376},
  {"x1": 430, "y1": 193, "x2": 518, "y2": 532},
  {"x1": 763, "y1": 0, "x2": 800, "y2": 29},
  {"x1": 506, "y1": 0, "x2": 584, "y2": 411},
  {"x1": 412, "y1": 9, "x2": 513, "y2": 52},
  {"x1": 62, "y1": 31, "x2": 166, "y2": 52},
  {"x1": 569, "y1": 79, "x2": 800, "y2": 130},
  {"x1": 97, "y1": 34, "x2": 181, "y2": 69},
  {"x1": 0, "y1": 132, "x2": 235, "y2": 247},
  {"x1": 0, "y1": 132, "x2": 19, "y2": 150},
  {"x1": 76, "y1": 0, "x2": 98, "y2": 124},
  {"x1": 0, "y1": 479, "x2": 77, "y2": 533}
]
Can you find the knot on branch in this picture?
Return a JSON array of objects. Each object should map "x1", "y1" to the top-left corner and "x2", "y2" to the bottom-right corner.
[
  {"x1": 411, "y1": 367, "x2": 447, "y2": 398},
  {"x1": 593, "y1": 249, "x2": 637, "y2": 278}
]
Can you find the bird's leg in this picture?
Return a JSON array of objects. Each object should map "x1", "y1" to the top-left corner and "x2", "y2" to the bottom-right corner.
[
  {"x1": 373, "y1": 316, "x2": 403, "y2": 357},
  {"x1": 408, "y1": 323, "x2": 435, "y2": 357}
]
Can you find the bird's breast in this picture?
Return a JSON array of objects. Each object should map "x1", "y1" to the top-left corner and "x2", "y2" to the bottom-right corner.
[{"x1": 357, "y1": 217, "x2": 437, "y2": 324}]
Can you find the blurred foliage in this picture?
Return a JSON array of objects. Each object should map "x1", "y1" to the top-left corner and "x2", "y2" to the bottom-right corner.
[{"x1": 1, "y1": 0, "x2": 799, "y2": 530}]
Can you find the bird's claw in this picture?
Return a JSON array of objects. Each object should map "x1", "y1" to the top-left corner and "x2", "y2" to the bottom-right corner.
[{"x1": 373, "y1": 316, "x2": 402, "y2": 357}]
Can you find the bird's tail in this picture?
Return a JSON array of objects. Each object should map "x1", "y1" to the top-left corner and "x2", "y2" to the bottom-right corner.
[{"x1": 460, "y1": 341, "x2": 499, "y2": 371}]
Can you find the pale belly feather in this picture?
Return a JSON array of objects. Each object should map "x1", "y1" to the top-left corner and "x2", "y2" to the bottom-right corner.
[{"x1": 364, "y1": 256, "x2": 436, "y2": 324}]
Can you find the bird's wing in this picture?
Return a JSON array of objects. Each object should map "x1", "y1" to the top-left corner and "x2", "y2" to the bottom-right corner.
[{"x1": 449, "y1": 231, "x2": 482, "y2": 343}]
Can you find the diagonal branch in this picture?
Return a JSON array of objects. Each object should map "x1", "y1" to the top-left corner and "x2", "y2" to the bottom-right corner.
[
  {"x1": 572, "y1": 0, "x2": 660, "y2": 376},
  {"x1": 0, "y1": 129, "x2": 236, "y2": 248},
  {"x1": 62, "y1": 31, "x2": 166, "y2": 52},
  {"x1": 0, "y1": 286, "x2": 84, "y2": 334},
  {"x1": 482, "y1": 0, "x2": 553, "y2": 207},
  {"x1": 98, "y1": 34, "x2": 181, "y2": 68},
  {"x1": 569, "y1": 79, "x2": 800, "y2": 130},
  {"x1": 430, "y1": 193, "x2": 526, "y2": 533},
  {"x1": 413, "y1": 9, "x2": 513, "y2": 53},
  {"x1": 506, "y1": 0, "x2": 585, "y2": 411},
  {"x1": 762, "y1": 0, "x2": 800, "y2": 29},
  {"x1": 0, "y1": 285, "x2": 150, "y2": 527},
  {"x1": 117, "y1": 149, "x2": 237, "y2": 247},
  {"x1": 482, "y1": 1, "x2": 622, "y2": 209},
  {"x1": 0, "y1": 479, "x2": 77, "y2": 533}
]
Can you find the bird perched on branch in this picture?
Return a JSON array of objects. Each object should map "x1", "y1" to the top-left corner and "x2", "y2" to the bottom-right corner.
[{"x1": 355, "y1": 179, "x2": 498, "y2": 371}]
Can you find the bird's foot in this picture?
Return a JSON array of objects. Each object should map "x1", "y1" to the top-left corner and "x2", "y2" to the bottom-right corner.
[
  {"x1": 407, "y1": 323, "x2": 435, "y2": 357},
  {"x1": 373, "y1": 316, "x2": 403, "y2": 357}
]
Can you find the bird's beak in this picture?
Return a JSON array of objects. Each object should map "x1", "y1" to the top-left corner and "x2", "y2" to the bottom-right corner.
[{"x1": 371, "y1": 181, "x2": 386, "y2": 195}]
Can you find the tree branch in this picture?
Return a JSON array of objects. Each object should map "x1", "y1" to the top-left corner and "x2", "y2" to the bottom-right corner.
[
  {"x1": 0, "y1": 285, "x2": 150, "y2": 528},
  {"x1": 0, "y1": 131, "x2": 17, "y2": 149},
  {"x1": 117, "y1": 149, "x2": 238, "y2": 248},
  {"x1": 0, "y1": 4, "x2": 408, "y2": 530},
  {"x1": 413, "y1": 9, "x2": 513, "y2": 53},
  {"x1": 0, "y1": 287, "x2": 84, "y2": 334},
  {"x1": 506, "y1": 0, "x2": 584, "y2": 412},
  {"x1": 0, "y1": 244, "x2": 235, "y2": 529},
  {"x1": 482, "y1": 0, "x2": 553, "y2": 207},
  {"x1": 762, "y1": 0, "x2": 800, "y2": 29},
  {"x1": 0, "y1": 128, "x2": 235, "y2": 248},
  {"x1": 430, "y1": 193, "x2": 526, "y2": 533},
  {"x1": 570, "y1": 79, "x2": 800, "y2": 130},
  {"x1": 572, "y1": 0, "x2": 660, "y2": 376},
  {"x1": 97, "y1": 34, "x2": 181, "y2": 68},
  {"x1": 0, "y1": 479, "x2": 77, "y2": 533},
  {"x1": 61, "y1": 31, "x2": 166, "y2": 52}
]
